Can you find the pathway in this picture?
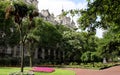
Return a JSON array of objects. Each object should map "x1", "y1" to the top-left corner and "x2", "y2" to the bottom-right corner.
[{"x1": 64, "y1": 66, "x2": 120, "y2": 75}]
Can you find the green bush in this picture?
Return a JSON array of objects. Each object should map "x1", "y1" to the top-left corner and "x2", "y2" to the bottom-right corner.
[
  {"x1": 0, "y1": 57, "x2": 20, "y2": 66},
  {"x1": 69, "y1": 62, "x2": 78, "y2": 65}
]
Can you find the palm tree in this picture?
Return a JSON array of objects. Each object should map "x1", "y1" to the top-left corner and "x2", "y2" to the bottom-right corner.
[{"x1": 5, "y1": 0, "x2": 38, "y2": 72}]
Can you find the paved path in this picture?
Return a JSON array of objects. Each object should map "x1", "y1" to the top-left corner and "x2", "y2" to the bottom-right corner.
[{"x1": 64, "y1": 66, "x2": 120, "y2": 75}]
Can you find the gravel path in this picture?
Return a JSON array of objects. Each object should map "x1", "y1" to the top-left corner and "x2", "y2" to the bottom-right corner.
[{"x1": 63, "y1": 66, "x2": 120, "y2": 75}]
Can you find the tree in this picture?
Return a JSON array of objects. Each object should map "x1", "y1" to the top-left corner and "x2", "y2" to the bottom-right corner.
[
  {"x1": 0, "y1": 1, "x2": 17, "y2": 46},
  {"x1": 24, "y1": 18, "x2": 62, "y2": 67},
  {"x1": 78, "y1": 0, "x2": 120, "y2": 30},
  {"x1": 61, "y1": 31, "x2": 83, "y2": 62},
  {"x1": 98, "y1": 30, "x2": 120, "y2": 62},
  {"x1": 81, "y1": 34, "x2": 100, "y2": 63},
  {"x1": 5, "y1": 0, "x2": 38, "y2": 72},
  {"x1": 0, "y1": 1, "x2": 21, "y2": 60},
  {"x1": 29, "y1": 18, "x2": 63, "y2": 63},
  {"x1": 23, "y1": 18, "x2": 38, "y2": 67},
  {"x1": 81, "y1": 51, "x2": 91, "y2": 63},
  {"x1": 81, "y1": 51, "x2": 98, "y2": 65},
  {"x1": 33, "y1": 18, "x2": 62, "y2": 49},
  {"x1": 77, "y1": 0, "x2": 120, "y2": 63}
]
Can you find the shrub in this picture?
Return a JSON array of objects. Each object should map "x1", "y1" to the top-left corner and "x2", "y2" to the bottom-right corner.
[{"x1": 0, "y1": 57, "x2": 20, "y2": 66}]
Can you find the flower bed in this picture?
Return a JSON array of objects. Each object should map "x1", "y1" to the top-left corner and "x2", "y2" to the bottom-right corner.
[{"x1": 32, "y1": 67, "x2": 55, "y2": 73}]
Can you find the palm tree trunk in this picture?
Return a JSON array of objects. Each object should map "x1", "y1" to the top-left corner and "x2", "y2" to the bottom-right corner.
[
  {"x1": 19, "y1": 23, "x2": 24, "y2": 72},
  {"x1": 21, "y1": 42, "x2": 24, "y2": 72}
]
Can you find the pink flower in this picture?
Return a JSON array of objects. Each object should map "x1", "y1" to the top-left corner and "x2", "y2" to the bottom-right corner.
[{"x1": 32, "y1": 67, "x2": 55, "y2": 73}]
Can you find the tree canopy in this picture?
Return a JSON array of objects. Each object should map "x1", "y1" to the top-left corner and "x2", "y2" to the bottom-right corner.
[
  {"x1": 77, "y1": 0, "x2": 120, "y2": 62},
  {"x1": 78, "y1": 0, "x2": 120, "y2": 31}
]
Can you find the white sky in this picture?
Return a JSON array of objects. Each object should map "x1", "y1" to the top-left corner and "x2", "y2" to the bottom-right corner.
[
  {"x1": 37, "y1": 0, "x2": 103, "y2": 38},
  {"x1": 38, "y1": 0, "x2": 87, "y2": 15}
]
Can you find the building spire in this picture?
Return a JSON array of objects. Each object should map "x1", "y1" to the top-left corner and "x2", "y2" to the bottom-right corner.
[{"x1": 61, "y1": 4, "x2": 64, "y2": 13}]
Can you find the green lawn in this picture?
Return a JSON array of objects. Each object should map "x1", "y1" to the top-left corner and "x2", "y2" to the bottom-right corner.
[{"x1": 0, "y1": 67, "x2": 75, "y2": 75}]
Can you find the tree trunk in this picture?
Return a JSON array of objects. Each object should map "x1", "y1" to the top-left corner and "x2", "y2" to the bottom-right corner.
[
  {"x1": 20, "y1": 39, "x2": 24, "y2": 72},
  {"x1": 92, "y1": 62, "x2": 94, "y2": 67},
  {"x1": 29, "y1": 54, "x2": 32, "y2": 67},
  {"x1": 21, "y1": 42, "x2": 24, "y2": 72},
  {"x1": 19, "y1": 23, "x2": 24, "y2": 72}
]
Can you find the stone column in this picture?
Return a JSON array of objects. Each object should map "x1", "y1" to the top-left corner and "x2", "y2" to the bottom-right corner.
[
  {"x1": 34, "y1": 48, "x2": 38, "y2": 59},
  {"x1": 54, "y1": 50, "x2": 56, "y2": 60},
  {"x1": 7, "y1": 45, "x2": 11, "y2": 54},
  {"x1": 103, "y1": 57, "x2": 107, "y2": 64},
  {"x1": 13, "y1": 46, "x2": 17, "y2": 57},
  {"x1": 48, "y1": 49, "x2": 50, "y2": 60},
  {"x1": 58, "y1": 51, "x2": 61, "y2": 60},
  {"x1": 48, "y1": 49, "x2": 50, "y2": 55},
  {"x1": 63, "y1": 51, "x2": 65, "y2": 60},
  {"x1": 41, "y1": 48, "x2": 45, "y2": 59}
]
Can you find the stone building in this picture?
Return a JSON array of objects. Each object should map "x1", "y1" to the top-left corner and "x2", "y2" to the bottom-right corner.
[
  {"x1": 1, "y1": 0, "x2": 76, "y2": 64},
  {"x1": 0, "y1": 0, "x2": 38, "y2": 58},
  {"x1": 39, "y1": 9, "x2": 76, "y2": 29},
  {"x1": 24, "y1": 0, "x2": 38, "y2": 8}
]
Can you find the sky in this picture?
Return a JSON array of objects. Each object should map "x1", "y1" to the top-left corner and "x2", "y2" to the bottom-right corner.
[
  {"x1": 38, "y1": 0, "x2": 103, "y2": 38},
  {"x1": 38, "y1": 0, "x2": 87, "y2": 15}
]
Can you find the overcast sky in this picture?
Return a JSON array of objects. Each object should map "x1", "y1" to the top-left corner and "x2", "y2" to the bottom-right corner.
[
  {"x1": 37, "y1": 0, "x2": 103, "y2": 38},
  {"x1": 38, "y1": 0, "x2": 87, "y2": 15}
]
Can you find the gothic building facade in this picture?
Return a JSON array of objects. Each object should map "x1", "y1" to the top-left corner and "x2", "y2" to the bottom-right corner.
[{"x1": 39, "y1": 9, "x2": 76, "y2": 29}]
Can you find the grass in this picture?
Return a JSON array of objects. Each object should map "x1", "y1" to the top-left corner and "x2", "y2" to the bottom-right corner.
[
  {"x1": 35, "y1": 69, "x2": 75, "y2": 75},
  {"x1": 0, "y1": 67, "x2": 75, "y2": 75},
  {"x1": 0, "y1": 67, "x2": 30, "y2": 75},
  {"x1": 1, "y1": 62, "x2": 119, "y2": 75}
]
